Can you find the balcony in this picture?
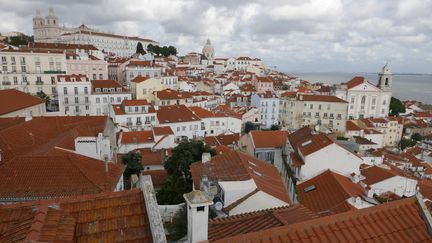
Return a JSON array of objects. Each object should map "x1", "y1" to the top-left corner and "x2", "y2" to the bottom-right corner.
[
  {"x1": 136, "y1": 121, "x2": 142, "y2": 126},
  {"x1": 43, "y1": 70, "x2": 66, "y2": 74},
  {"x1": 21, "y1": 81, "x2": 29, "y2": 85},
  {"x1": 1, "y1": 82, "x2": 11, "y2": 85},
  {"x1": 126, "y1": 122, "x2": 133, "y2": 126},
  {"x1": 36, "y1": 81, "x2": 44, "y2": 85}
]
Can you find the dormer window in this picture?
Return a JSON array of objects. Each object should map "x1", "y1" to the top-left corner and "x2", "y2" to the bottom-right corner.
[
  {"x1": 96, "y1": 88, "x2": 101, "y2": 92},
  {"x1": 103, "y1": 88, "x2": 108, "y2": 92}
]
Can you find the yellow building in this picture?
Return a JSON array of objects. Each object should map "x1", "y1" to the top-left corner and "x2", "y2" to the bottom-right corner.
[{"x1": 130, "y1": 75, "x2": 163, "y2": 102}]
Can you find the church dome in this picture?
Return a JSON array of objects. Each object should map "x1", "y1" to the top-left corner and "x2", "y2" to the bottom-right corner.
[{"x1": 202, "y1": 38, "x2": 215, "y2": 59}]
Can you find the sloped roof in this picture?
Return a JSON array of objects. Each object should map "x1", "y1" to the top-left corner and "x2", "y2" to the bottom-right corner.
[
  {"x1": 153, "y1": 126, "x2": 174, "y2": 136},
  {"x1": 296, "y1": 170, "x2": 365, "y2": 215},
  {"x1": 91, "y1": 79, "x2": 127, "y2": 92},
  {"x1": 0, "y1": 149, "x2": 124, "y2": 201},
  {"x1": 190, "y1": 150, "x2": 290, "y2": 204},
  {"x1": 204, "y1": 133, "x2": 240, "y2": 147},
  {"x1": 156, "y1": 105, "x2": 200, "y2": 123},
  {"x1": 213, "y1": 197, "x2": 432, "y2": 242},
  {"x1": 346, "y1": 121, "x2": 362, "y2": 131},
  {"x1": 0, "y1": 189, "x2": 153, "y2": 242},
  {"x1": 0, "y1": 117, "x2": 25, "y2": 131},
  {"x1": 208, "y1": 204, "x2": 317, "y2": 242},
  {"x1": 250, "y1": 130, "x2": 288, "y2": 148},
  {"x1": 0, "y1": 89, "x2": 44, "y2": 115},
  {"x1": 0, "y1": 116, "x2": 108, "y2": 163},
  {"x1": 120, "y1": 130, "x2": 154, "y2": 144},
  {"x1": 344, "y1": 76, "x2": 366, "y2": 89},
  {"x1": 360, "y1": 165, "x2": 398, "y2": 185}
]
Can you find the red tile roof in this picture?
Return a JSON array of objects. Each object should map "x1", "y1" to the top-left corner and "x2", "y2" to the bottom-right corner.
[
  {"x1": 204, "y1": 133, "x2": 240, "y2": 147},
  {"x1": 0, "y1": 148, "x2": 124, "y2": 201},
  {"x1": 131, "y1": 75, "x2": 151, "y2": 83},
  {"x1": 190, "y1": 150, "x2": 290, "y2": 204},
  {"x1": 153, "y1": 126, "x2": 174, "y2": 136},
  {"x1": 0, "y1": 89, "x2": 44, "y2": 115},
  {"x1": 214, "y1": 197, "x2": 432, "y2": 242},
  {"x1": 91, "y1": 79, "x2": 127, "y2": 92},
  {"x1": 208, "y1": 204, "x2": 317, "y2": 242},
  {"x1": 57, "y1": 74, "x2": 89, "y2": 82},
  {"x1": 250, "y1": 130, "x2": 288, "y2": 148},
  {"x1": 120, "y1": 130, "x2": 154, "y2": 144},
  {"x1": 297, "y1": 133, "x2": 334, "y2": 157},
  {"x1": 122, "y1": 99, "x2": 151, "y2": 106},
  {"x1": 0, "y1": 117, "x2": 25, "y2": 131},
  {"x1": 300, "y1": 94, "x2": 347, "y2": 103},
  {"x1": 344, "y1": 76, "x2": 366, "y2": 89},
  {"x1": 142, "y1": 170, "x2": 168, "y2": 187},
  {"x1": 297, "y1": 170, "x2": 364, "y2": 215},
  {"x1": 27, "y1": 42, "x2": 99, "y2": 51},
  {"x1": 154, "y1": 89, "x2": 192, "y2": 100},
  {"x1": 0, "y1": 116, "x2": 108, "y2": 163},
  {"x1": 189, "y1": 106, "x2": 215, "y2": 118},
  {"x1": 0, "y1": 189, "x2": 153, "y2": 242},
  {"x1": 156, "y1": 105, "x2": 200, "y2": 123},
  {"x1": 360, "y1": 165, "x2": 399, "y2": 185},
  {"x1": 346, "y1": 121, "x2": 362, "y2": 131}
]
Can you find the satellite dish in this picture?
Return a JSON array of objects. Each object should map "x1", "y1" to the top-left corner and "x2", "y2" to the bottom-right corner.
[
  {"x1": 214, "y1": 201, "x2": 223, "y2": 211},
  {"x1": 314, "y1": 125, "x2": 320, "y2": 132}
]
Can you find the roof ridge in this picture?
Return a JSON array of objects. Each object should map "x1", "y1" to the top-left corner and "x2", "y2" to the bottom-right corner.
[
  {"x1": 222, "y1": 189, "x2": 260, "y2": 213},
  {"x1": 67, "y1": 154, "x2": 107, "y2": 192},
  {"x1": 25, "y1": 203, "x2": 49, "y2": 242}
]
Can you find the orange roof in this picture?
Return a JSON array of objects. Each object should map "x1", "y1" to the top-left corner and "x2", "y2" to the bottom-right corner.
[
  {"x1": 214, "y1": 197, "x2": 432, "y2": 242},
  {"x1": 0, "y1": 117, "x2": 25, "y2": 131},
  {"x1": 360, "y1": 166, "x2": 399, "y2": 185},
  {"x1": 120, "y1": 130, "x2": 154, "y2": 144},
  {"x1": 156, "y1": 105, "x2": 200, "y2": 123},
  {"x1": 190, "y1": 150, "x2": 290, "y2": 204},
  {"x1": 189, "y1": 106, "x2": 215, "y2": 118},
  {"x1": 0, "y1": 148, "x2": 124, "y2": 201},
  {"x1": 345, "y1": 76, "x2": 366, "y2": 89},
  {"x1": 153, "y1": 126, "x2": 174, "y2": 136},
  {"x1": 122, "y1": 99, "x2": 152, "y2": 107},
  {"x1": 154, "y1": 89, "x2": 192, "y2": 100},
  {"x1": 346, "y1": 121, "x2": 361, "y2": 131},
  {"x1": 280, "y1": 91, "x2": 297, "y2": 98},
  {"x1": 0, "y1": 189, "x2": 153, "y2": 242},
  {"x1": 57, "y1": 74, "x2": 89, "y2": 82},
  {"x1": 300, "y1": 94, "x2": 347, "y2": 103},
  {"x1": 205, "y1": 133, "x2": 240, "y2": 147},
  {"x1": 250, "y1": 130, "x2": 288, "y2": 148},
  {"x1": 297, "y1": 133, "x2": 334, "y2": 157},
  {"x1": 27, "y1": 42, "x2": 98, "y2": 51},
  {"x1": 208, "y1": 204, "x2": 317, "y2": 242},
  {"x1": 91, "y1": 79, "x2": 127, "y2": 92},
  {"x1": 297, "y1": 170, "x2": 364, "y2": 215},
  {"x1": 0, "y1": 89, "x2": 44, "y2": 115},
  {"x1": 131, "y1": 75, "x2": 151, "y2": 83},
  {"x1": 0, "y1": 116, "x2": 108, "y2": 163},
  {"x1": 142, "y1": 170, "x2": 167, "y2": 187}
]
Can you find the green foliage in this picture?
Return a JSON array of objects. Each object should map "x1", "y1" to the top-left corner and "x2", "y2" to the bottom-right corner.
[
  {"x1": 164, "y1": 140, "x2": 215, "y2": 184},
  {"x1": 270, "y1": 124, "x2": 281, "y2": 130},
  {"x1": 165, "y1": 204, "x2": 187, "y2": 240},
  {"x1": 411, "y1": 133, "x2": 423, "y2": 141},
  {"x1": 244, "y1": 121, "x2": 257, "y2": 133},
  {"x1": 5, "y1": 35, "x2": 33, "y2": 46},
  {"x1": 122, "y1": 151, "x2": 143, "y2": 178},
  {"x1": 389, "y1": 97, "x2": 406, "y2": 116},
  {"x1": 147, "y1": 44, "x2": 177, "y2": 57},
  {"x1": 156, "y1": 176, "x2": 191, "y2": 205},
  {"x1": 36, "y1": 91, "x2": 50, "y2": 106},
  {"x1": 399, "y1": 138, "x2": 417, "y2": 151},
  {"x1": 337, "y1": 136, "x2": 349, "y2": 141},
  {"x1": 135, "y1": 42, "x2": 146, "y2": 55},
  {"x1": 157, "y1": 140, "x2": 215, "y2": 205}
]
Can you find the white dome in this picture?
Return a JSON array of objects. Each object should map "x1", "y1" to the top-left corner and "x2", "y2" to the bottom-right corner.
[{"x1": 202, "y1": 38, "x2": 215, "y2": 59}]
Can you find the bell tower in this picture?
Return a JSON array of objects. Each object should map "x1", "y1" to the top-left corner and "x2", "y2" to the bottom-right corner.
[
  {"x1": 33, "y1": 9, "x2": 44, "y2": 42},
  {"x1": 378, "y1": 62, "x2": 392, "y2": 91}
]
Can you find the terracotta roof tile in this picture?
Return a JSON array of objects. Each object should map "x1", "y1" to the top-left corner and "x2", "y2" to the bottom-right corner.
[
  {"x1": 250, "y1": 130, "x2": 288, "y2": 148},
  {"x1": 360, "y1": 165, "x2": 398, "y2": 185},
  {"x1": 142, "y1": 170, "x2": 167, "y2": 187},
  {"x1": 156, "y1": 105, "x2": 200, "y2": 124},
  {"x1": 120, "y1": 130, "x2": 154, "y2": 144},
  {"x1": 0, "y1": 117, "x2": 25, "y2": 131},
  {"x1": 208, "y1": 204, "x2": 317, "y2": 242},
  {"x1": 0, "y1": 189, "x2": 153, "y2": 242},
  {"x1": 91, "y1": 79, "x2": 127, "y2": 92},
  {"x1": 300, "y1": 94, "x2": 347, "y2": 103},
  {"x1": 0, "y1": 89, "x2": 44, "y2": 115},
  {"x1": 153, "y1": 126, "x2": 174, "y2": 136},
  {"x1": 205, "y1": 133, "x2": 240, "y2": 147},
  {"x1": 346, "y1": 121, "x2": 362, "y2": 131},
  {"x1": 0, "y1": 149, "x2": 124, "y2": 201},
  {"x1": 344, "y1": 76, "x2": 366, "y2": 89},
  {"x1": 297, "y1": 170, "x2": 364, "y2": 215},
  {"x1": 190, "y1": 150, "x2": 290, "y2": 204},
  {"x1": 214, "y1": 197, "x2": 432, "y2": 242}
]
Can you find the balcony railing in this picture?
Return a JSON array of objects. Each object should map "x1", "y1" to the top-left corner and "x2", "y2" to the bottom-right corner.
[{"x1": 1, "y1": 82, "x2": 11, "y2": 85}]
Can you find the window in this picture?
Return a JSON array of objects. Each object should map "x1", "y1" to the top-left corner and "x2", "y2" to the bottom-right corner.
[
  {"x1": 74, "y1": 87, "x2": 78, "y2": 95},
  {"x1": 103, "y1": 97, "x2": 107, "y2": 103},
  {"x1": 64, "y1": 97, "x2": 68, "y2": 104},
  {"x1": 361, "y1": 95, "x2": 366, "y2": 104},
  {"x1": 93, "y1": 74, "x2": 97, "y2": 80},
  {"x1": 96, "y1": 98, "x2": 100, "y2": 103},
  {"x1": 85, "y1": 97, "x2": 89, "y2": 103},
  {"x1": 84, "y1": 87, "x2": 88, "y2": 94},
  {"x1": 75, "y1": 97, "x2": 79, "y2": 104},
  {"x1": 99, "y1": 74, "x2": 103, "y2": 79},
  {"x1": 63, "y1": 87, "x2": 67, "y2": 95}
]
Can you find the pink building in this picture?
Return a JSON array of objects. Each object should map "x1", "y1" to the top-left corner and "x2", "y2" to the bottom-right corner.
[{"x1": 66, "y1": 53, "x2": 108, "y2": 80}]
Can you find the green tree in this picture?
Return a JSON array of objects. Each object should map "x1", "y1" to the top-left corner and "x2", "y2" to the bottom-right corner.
[
  {"x1": 135, "y1": 42, "x2": 146, "y2": 55},
  {"x1": 411, "y1": 133, "x2": 423, "y2": 141},
  {"x1": 168, "y1": 45, "x2": 177, "y2": 56},
  {"x1": 36, "y1": 91, "x2": 50, "y2": 106},
  {"x1": 122, "y1": 151, "x2": 143, "y2": 179},
  {"x1": 270, "y1": 124, "x2": 280, "y2": 130},
  {"x1": 156, "y1": 175, "x2": 191, "y2": 205},
  {"x1": 244, "y1": 121, "x2": 256, "y2": 133},
  {"x1": 389, "y1": 97, "x2": 406, "y2": 116},
  {"x1": 164, "y1": 140, "x2": 215, "y2": 184},
  {"x1": 399, "y1": 138, "x2": 417, "y2": 151}
]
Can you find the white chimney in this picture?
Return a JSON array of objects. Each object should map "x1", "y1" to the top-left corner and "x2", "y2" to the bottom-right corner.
[
  {"x1": 201, "y1": 153, "x2": 211, "y2": 163},
  {"x1": 25, "y1": 112, "x2": 32, "y2": 122},
  {"x1": 183, "y1": 190, "x2": 213, "y2": 243}
]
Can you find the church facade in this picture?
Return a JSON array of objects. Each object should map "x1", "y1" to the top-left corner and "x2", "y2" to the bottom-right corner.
[
  {"x1": 33, "y1": 8, "x2": 158, "y2": 57},
  {"x1": 332, "y1": 64, "x2": 393, "y2": 119}
]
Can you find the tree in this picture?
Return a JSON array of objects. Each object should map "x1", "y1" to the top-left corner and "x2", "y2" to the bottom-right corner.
[
  {"x1": 135, "y1": 42, "x2": 146, "y2": 55},
  {"x1": 270, "y1": 124, "x2": 280, "y2": 130},
  {"x1": 411, "y1": 133, "x2": 423, "y2": 141},
  {"x1": 156, "y1": 175, "x2": 191, "y2": 205},
  {"x1": 36, "y1": 91, "x2": 50, "y2": 106},
  {"x1": 389, "y1": 97, "x2": 405, "y2": 116},
  {"x1": 165, "y1": 204, "x2": 187, "y2": 240},
  {"x1": 399, "y1": 138, "x2": 417, "y2": 151},
  {"x1": 122, "y1": 151, "x2": 143, "y2": 179},
  {"x1": 168, "y1": 45, "x2": 178, "y2": 56},
  {"x1": 164, "y1": 140, "x2": 215, "y2": 184},
  {"x1": 244, "y1": 121, "x2": 256, "y2": 133}
]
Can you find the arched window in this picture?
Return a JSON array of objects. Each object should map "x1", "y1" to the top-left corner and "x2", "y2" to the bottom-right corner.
[
  {"x1": 385, "y1": 77, "x2": 389, "y2": 85},
  {"x1": 361, "y1": 95, "x2": 366, "y2": 104}
]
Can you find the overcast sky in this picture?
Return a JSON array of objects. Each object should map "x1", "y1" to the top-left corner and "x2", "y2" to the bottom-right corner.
[{"x1": 0, "y1": 0, "x2": 431, "y2": 73}]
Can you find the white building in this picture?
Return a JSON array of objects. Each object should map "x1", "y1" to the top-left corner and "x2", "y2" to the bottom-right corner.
[
  {"x1": 189, "y1": 106, "x2": 242, "y2": 137},
  {"x1": 90, "y1": 79, "x2": 131, "y2": 116},
  {"x1": 110, "y1": 99, "x2": 157, "y2": 131},
  {"x1": 0, "y1": 49, "x2": 66, "y2": 105},
  {"x1": 280, "y1": 92, "x2": 348, "y2": 133},
  {"x1": 119, "y1": 60, "x2": 162, "y2": 87},
  {"x1": 66, "y1": 52, "x2": 108, "y2": 80},
  {"x1": 251, "y1": 92, "x2": 280, "y2": 129},
  {"x1": 333, "y1": 64, "x2": 392, "y2": 119},
  {"x1": 57, "y1": 74, "x2": 91, "y2": 116},
  {"x1": 156, "y1": 105, "x2": 203, "y2": 140},
  {"x1": 33, "y1": 8, "x2": 158, "y2": 57}
]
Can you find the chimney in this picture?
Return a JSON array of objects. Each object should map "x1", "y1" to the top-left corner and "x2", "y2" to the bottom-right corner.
[
  {"x1": 25, "y1": 112, "x2": 32, "y2": 122},
  {"x1": 201, "y1": 153, "x2": 211, "y2": 163},
  {"x1": 183, "y1": 190, "x2": 213, "y2": 243},
  {"x1": 103, "y1": 155, "x2": 109, "y2": 174}
]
